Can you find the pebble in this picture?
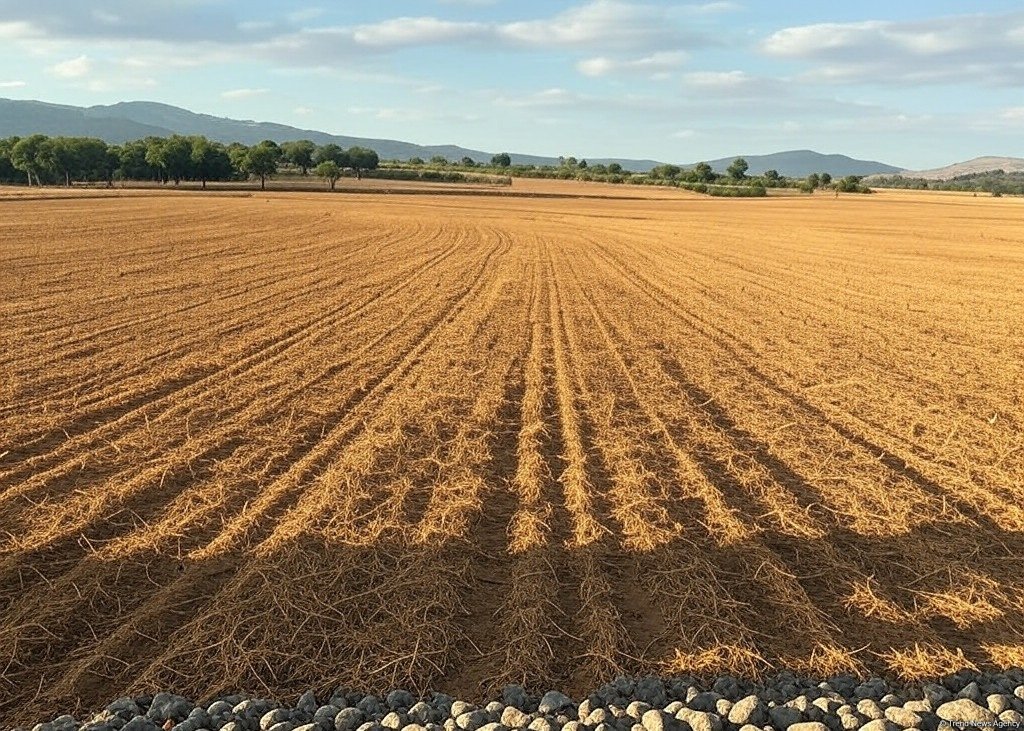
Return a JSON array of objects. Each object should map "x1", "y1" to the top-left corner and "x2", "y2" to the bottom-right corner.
[
  {"x1": 626, "y1": 703, "x2": 650, "y2": 721},
  {"x1": 768, "y1": 705, "x2": 802, "y2": 729},
  {"x1": 788, "y1": 724, "x2": 828, "y2": 731},
  {"x1": 336, "y1": 709, "x2": 365, "y2": 731},
  {"x1": 986, "y1": 694, "x2": 1011, "y2": 715},
  {"x1": 381, "y1": 713, "x2": 405, "y2": 730},
  {"x1": 639, "y1": 710, "x2": 668, "y2": 731},
  {"x1": 858, "y1": 720, "x2": 893, "y2": 731},
  {"x1": 936, "y1": 699, "x2": 997, "y2": 725},
  {"x1": 727, "y1": 697, "x2": 766, "y2": 727},
  {"x1": 500, "y1": 708, "x2": 529, "y2": 728},
  {"x1": 883, "y1": 706, "x2": 922, "y2": 728},
  {"x1": 673, "y1": 708, "x2": 720, "y2": 731},
  {"x1": 856, "y1": 699, "x2": 885, "y2": 720},
  {"x1": 537, "y1": 693, "x2": 573, "y2": 716}
]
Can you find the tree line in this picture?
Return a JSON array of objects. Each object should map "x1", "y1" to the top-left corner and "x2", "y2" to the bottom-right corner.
[{"x1": 0, "y1": 135, "x2": 380, "y2": 190}]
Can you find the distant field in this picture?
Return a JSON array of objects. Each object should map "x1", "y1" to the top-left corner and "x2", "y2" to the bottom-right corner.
[{"x1": 1, "y1": 186, "x2": 1022, "y2": 723}]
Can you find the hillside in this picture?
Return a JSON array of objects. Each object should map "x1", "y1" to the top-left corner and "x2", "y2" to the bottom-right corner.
[
  {"x1": 697, "y1": 149, "x2": 902, "y2": 177},
  {"x1": 898, "y1": 156, "x2": 1024, "y2": 180},
  {"x1": 0, "y1": 98, "x2": 663, "y2": 171}
]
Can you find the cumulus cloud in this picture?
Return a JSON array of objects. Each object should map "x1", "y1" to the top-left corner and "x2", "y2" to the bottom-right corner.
[
  {"x1": 49, "y1": 54, "x2": 93, "y2": 78},
  {"x1": 762, "y1": 11, "x2": 1024, "y2": 85},
  {"x1": 0, "y1": 80, "x2": 27, "y2": 88},
  {"x1": 221, "y1": 87, "x2": 269, "y2": 99},
  {"x1": 577, "y1": 50, "x2": 688, "y2": 77}
]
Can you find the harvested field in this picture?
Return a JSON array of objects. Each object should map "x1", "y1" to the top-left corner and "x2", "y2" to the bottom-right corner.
[{"x1": 1, "y1": 185, "x2": 1022, "y2": 724}]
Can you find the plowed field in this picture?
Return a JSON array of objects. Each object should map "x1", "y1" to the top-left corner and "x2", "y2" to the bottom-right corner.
[{"x1": 2, "y1": 186, "x2": 1022, "y2": 723}]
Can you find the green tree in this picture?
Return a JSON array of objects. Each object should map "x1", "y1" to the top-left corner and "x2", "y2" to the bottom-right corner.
[
  {"x1": 11, "y1": 134, "x2": 49, "y2": 185},
  {"x1": 820, "y1": 172, "x2": 832, "y2": 186},
  {"x1": 693, "y1": 161, "x2": 715, "y2": 183},
  {"x1": 491, "y1": 152, "x2": 512, "y2": 168},
  {"x1": 408, "y1": 156, "x2": 425, "y2": 166},
  {"x1": 0, "y1": 136, "x2": 20, "y2": 183},
  {"x1": 726, "y1": 157, "x2": 748, "y2": 180},
  {"x1": 281, "y1": 140, "x2": 316, "y2": 175},
  {"x1": 315, "y1": 160, "x2": 342, "y2": 190},
  {"x1": 429, "y1": 155, "x2": 448, "y2": 166},
  {"x1": 242, "y1": 142, "x2": 280, "y2": 190},
  {"x1": 578, "y1": 159, "x2": 588, "y2": 169},
  {"x1": 806, "y1": 173, "x2": 820, "y2": 191},
  {"x1": 347, "y1": 146, "x2": 379, "y2": 179},
  {"x1": 226, "y1": 142, "x2": 249, "y2": 176},
  {"x1": 762, "y1": 169, "x2": 781, "y2": 185},
  {"x1": 314, "y1": 143, "x2": 348, "y2": 167},
  {"x1": 461, "y1": 156, "x2": 476, "y2": 167},
  {"x1": 145, "y1": 135, "x2": 193, "y2": 184},
  {"x1": 191, "y1": 137, "x2": 233, "y2": 189},
  {"x1": 607, "y1": 163, "x2": 623, "y2": 174}
]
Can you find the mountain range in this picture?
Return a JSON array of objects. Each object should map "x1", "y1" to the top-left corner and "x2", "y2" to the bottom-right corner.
[{"x1": 0, "y1": 96, "x2": 981, "y2": 178}]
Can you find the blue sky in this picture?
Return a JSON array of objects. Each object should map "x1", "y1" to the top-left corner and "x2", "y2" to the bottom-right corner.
[{"x1": 0, "y1": 1, "x2": 1022, "y2": 168}]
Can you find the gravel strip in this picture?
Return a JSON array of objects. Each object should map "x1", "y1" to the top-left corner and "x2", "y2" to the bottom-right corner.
[{"x1": 14, "y1": 671, "x2": 1024, "y2": 731}]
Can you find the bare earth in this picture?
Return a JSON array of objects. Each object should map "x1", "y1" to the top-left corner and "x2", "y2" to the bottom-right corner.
[{"x1": 1, "y1": 182, "x2": 1022, "y2": 724}]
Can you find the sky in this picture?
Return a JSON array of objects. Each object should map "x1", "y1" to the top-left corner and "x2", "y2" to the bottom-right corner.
[{"x1": 0, "y1": 1, "x2": 1022, "y2": 169}]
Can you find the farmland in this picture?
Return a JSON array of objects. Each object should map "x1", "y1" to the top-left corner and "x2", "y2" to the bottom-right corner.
[{"x1": 1, "y1": 183, "x2": 1022, "y2": 723}]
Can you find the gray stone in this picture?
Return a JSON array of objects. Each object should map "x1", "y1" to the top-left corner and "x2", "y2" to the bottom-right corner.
[
  {"x1": 432, "y1": 697, "x2": 454, "y2": 716},
  {"x1": 561, "y1": 724, "x2": 583, "y2": 731},
  {"x1": 640, "y1": 710, "x2": 669, "y2": 731},
  {"x1": 902, "y1": 701, "x2": 930, "y2": 715},
  {"x1": 768, "y1": 706, "x2": 803, "y2": 729},
  {"x1": 357, "y1": 724, "x2": 383, "y2": 731},
  {"x1": 626, "y1": 703, "x2": 651, "y2": 721},
  {"x1": 858, "y1": 722, "x2": 893, "y2": 731},
  {"x1": 713, "y1": 701, "x2": 731, "y2": 719},
  {"x1": 687, "y1": 695, "x2": 720, "y2": 714},
  {"x1": 234, "y1": 701, "x2": 273, "y2": 719},
  {"x1": 500, "y1": 708, "x2": 529, "y2": 729},
  {"x1": 538, "y1": 693, "x2": 574, "y2": 716},
  {"x1": 554, "y1": 716, "x2": 569, "y2": 728},
  {"x1": 313, "y1": 708, "x2": 342, "y2": 730},
  {"x1": 811, "y1": 699, "x2": 840, "y2": 715},
  {"x1": 987, "y1": 694, "x2": 1011, "y2": 715},
  {"x1": 219, "y1": 724, "x2": 244, "y2": 731},
  {"x1": 879, "y1": 695, "x2": 901, "y2": 710},
  {"x1": 298, "y1": 694, "x2": 319, "y2": 715},
  {"x1": 526, "y1": 719, "x2": 551, "y2": 731},
  {"x1": 1015, "y1": 686, "x2": 1024, "y2": 701},
  {"x1": 788, "y1": 724, "x2": 829, "y2": 731},
  {"x1": 207, "y1": 703, "x2": 234, "y2": 719},
  {"x1": 266, "y1": 724, "x2": 295, "y2": 731},
  {"x1": 956, "y1": 683, "x2": 982, "y2": 703},
  {"x1": 936, "y1": 700, "x2": 997, "y2": 725},
  {"x1": 663, "y1": 704, "x2": 684, "y2": 716},
  {"x1": 921, "y1": 685, "x2": 951, "y2": 708},
  {"x1": 673, "y1": 708, "x2": 720, "y2": 731},
  {"x1": 594, "y1": 724, "x2": 614, "y2": 731},
  {"x1": 295, "y1": 726, "x2": 320, "y2": 731},
  {"x1": 357, "y1": 699, "x2": 384, "y2": 718},
  {"x1": 400, "y1": 726, "x2": 426, "y2": 731},
  {"x1": 837, "y1": 712, "x2": 860, "y2": 731},
  {"x1": 585, "y1": 710, "x2": 609, "y2": 726},
  {"x1": 455, "y1": 712, "x2": 487, "y2": 731},
  {"x1": 635, "y1": 679, "x2": 668, "y2": 707},
  {"x1": 122, "y1": 718, "x2": 159, "y2": 731},
  {"x1": 336, "y1": 709, "x2": 366, "y2": 731},
  {"x1": 501, "y1": 688, "x2": 529, "y2": 712},
  {"x1": 883, "y1": 707, "x2": 921, "y2": 728},
  {"x1": 109, "y1": 700, "x2": 143, "y2": 721},
  {"x1": 262, "y1": 711, "x2": 292, "y2": 731},
  {"x1": 684, "y1": 690, "x2": 699, "y2": 705},
  {"x1": 443, "y1": 721, "x2": 457, "y2": 731},
  {"x1": 451, "y1": 705, "x2": 475, "y2": 720},
  {"x1": 386, "y1": 693, "x2": 415, "y2": 712},
  {"x1": 149, "y1": 695, "x2": 195, "y2": 723},
  {"x1": 381, "y1": 714, "x2": 405, "y2": 731},
  {"x1": 408, "y1": 705, "x2": 435, "y2": 726},
  {"x1": 727, "y1": 697, "x2": 767, "y2": 728},
  {"x1": 856, "y1": 701, "x2": 885, "y2": 721}
]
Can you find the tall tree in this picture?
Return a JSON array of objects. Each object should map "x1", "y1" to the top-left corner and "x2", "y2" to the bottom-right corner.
[
  {"x1": 490, "y1": 152, "x2": 511, "y2": 167},
  {"x1": 347, "y1": 146, "x2": 379, "y2": 180},
  {"x1": 242, "y1": 142, "x2": 280, "y2": 190},
  {"x1": 191, "y1": 137, "x2": 233, "y2": 189},
  {"x1": 726, "y1": 157, "x2": 749, "y2": 180},
  {"x1": 11, "y1": 134, "x2": 49, "y2": 185},
  {"x1": 315, "y1": 160, "x2": 342, "y2": 190},
  {"x1": 281, "y1": 140, "x2": 316, "y2": 175}
]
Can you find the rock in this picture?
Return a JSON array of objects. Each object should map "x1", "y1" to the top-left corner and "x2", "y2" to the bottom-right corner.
[
  {"x1": 207, "y1": 703, "x2": 234, "y2": 719},
  {"x1": 663, "y1": 704, "x2": 684, "y2": 715},
  {"x1": 336, "y1": 709, "x2": 365, "y2": 731},
  {"x1": 957, "y1": 683, "x2": 982, "y2": 703},
  {"x1": 585, "y1": 710, "x2": 609, "y2": 726},
  {"x1": 836, "y1": 712, "x2": 860, "y2": 731},
  {"x1": 400, "y1": 725, "x2": 427, "y2": 731},
  {"x1": 122, "y1": 718, "x2": 159, "y2": 731},
  {"x1": 443, "y1": 721, "x2": 457, "y2": 731},
  {"x1": 451, "y1": 705, "x2": 475, "y2": 720},
  {"x1": 262, "y1": 711, "x2": 292, "y2": 731},
  {"x1": 811, "y1": 699, "x2": 840, "y2": 715},
  {"x1": 713, "y1": 701, "x2": 731, "y2": 719},
  {"x1": 298, "y1": 694, "x2": 319, "y2": 715},
  {"x1": 902, "y1": 700, "x2": 930, "y2": 714},
  {"x1": 538, "y1": 693, "x2": 574, "y2": 716},
  {"x1": 266, "y1": 723, "x2": 295, "y2": 731},
  {"x1": 295, "y1": 726, "x2": 321, "y2": 731},
  {"x1": 611, "y1": 678, "x2": 635, "y2": 696},
  {"x1": 494, "y1": 688, "x2": 526, "y2": 712},
  {"x1": 553, "y1": 716, "x2": 569, "y2": 728},
  {"x1": 687, "y1": 695, "x2": 720, "y2": 714},
  {"x1": 455, "y1": 712, "x2": 487, "y2": 731},
  {"x1": 500, "y1": 708, "x2": 529, "y2": 729},
  {"x1": 788, "y1": 724, "x2": 829, "y2": 731},
  {"x1": 109, "y1": 700, "x2": 143, "y2": 721},
  {"x1": 920, "y1": 685, "x2": 951, "y2": 708},
  {"x1": 1015, "y1": 686, "x2": 1024, "y2": 702},
  {"x1": 684, "y1": 689, "x2": 699, "y2": 705},
  {"x1": 484, "y1": 705, "x2": 504, "y2": 721},
  {"x1": 312, "y1": 707, "x2": 341, "y2": 730},
  {"x1": 936, "y1": 700, "x2": 997, "y2": 725},
  {"x1": 987, "y1": 694, "x2": 1011, "y2": 715},
  {"x1": 640, "y1": 710, "x2": 671, "y2": 731},
  {"x1": 432, "y1": 697, "x2": 454, "y2": 716},
  {"x1": 635, "y1": 679, "x2": 668, "y2": 707},
  {"x1": 356, "y1": 724, "x2": 382, "y2": 731},
  {"x1": 711, "y1": 678, "x2": 738, "y2": 700},
  {"x1": 357, "y1": 699, "x2": 384, "y2": 718},
  {"x1": 407, "y1": 705, "x2": 435, "y2": 726},
  {"x1": 883, "y1": 707, "x2": 921, "y2": 728},
  {"x1": 381, "y1": 714, "x2": 405, "y2": 731},
  {"x1": 728, "y1": 697, "x2": 767, "y2": 728},
  {"x1": 673, "y1": 708, "x2": 720, "y2": 731},
  {"x1": 768, "y1": 706, "x2": 803, "y2": 729},
  {"x1": 856, "y1": 700, "x2": 884, "y2": 721},
  {"x1": 386, "y1": 693, "x2": 415, "y2": 712},
  {"x1": 858, "y1": 721, "x2": 892, "y2": 731},
  {"x1": 626, "y1": 703, "x2": 651, "y2": 721},
  {"x1": 1000, "y1": 710, "x2": 1024, "y2": 724},
  {"x1": 526, "y1": 719, "x2": 551, "y2": 731},
  {"x1": 148, "y1": 695, "x2": 195, "y2": 724}
]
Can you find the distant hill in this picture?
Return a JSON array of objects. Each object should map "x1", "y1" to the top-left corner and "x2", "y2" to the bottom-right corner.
[
  {"x1": 0, "y1": 98, "x2": 664, "y2": 171},
  {"x1": 896, "y1": 156, "x2": 1024, "y2": 180},
  {"x1": 1, "y1": 98, "x2": 915, "y2": 177},
  {"x1": 696, "y1": 150, "x2": 902, "y2": 177}
]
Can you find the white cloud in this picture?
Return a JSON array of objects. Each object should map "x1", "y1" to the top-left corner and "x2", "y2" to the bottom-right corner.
[
  {"x1": 1001, "y1": 106, "x2": 1024, "y2": 120},
  {"x1": 0, "y1": 80, "x2": 26, "y2": 88},
  {"x1": 49, "y1": 54, "x2": 92, "y2": 78},
  {"x1": 671, "y1": 129, "x2": 695, "y2": 138},
  {"x1": 221, "y1": 87, "x2": 269, "y2": 99},
  {"x1": 577, "y1": 50, "x2": 688, "y2": 77},
  {"x1": 762, "y1": 12, "x2": 1024, "y2": 86},
  {"x1": 293, "y1": 105, "x2": 313, "y2": 115},
  {"x1": 352, "y1": 17, "x2": 489, "y2": 47}
]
